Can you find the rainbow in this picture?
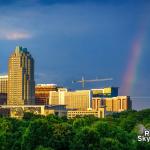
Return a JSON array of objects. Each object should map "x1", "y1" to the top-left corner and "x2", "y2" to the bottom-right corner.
[{"x1": 121, "y1": 21, "x2": 147, "y2": 96}]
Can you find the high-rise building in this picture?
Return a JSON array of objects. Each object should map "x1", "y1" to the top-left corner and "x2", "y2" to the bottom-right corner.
[
  {"x1": 8, "y1": 46, "x2": 35, "y2": 105},
  {"x1": 49, "y1": 89, "x2": 92, "y2": 110},
  {"x1": 0, "y1": 75, "x2": 8, "y2": 104},
  {"x1": 92, "y1": 96, "x2": 132, "y2": 112}
]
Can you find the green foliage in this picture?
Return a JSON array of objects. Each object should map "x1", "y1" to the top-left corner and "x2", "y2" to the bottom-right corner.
[
  {"x1": 51, "y1": 123, "x2": 74, "y2": 150},
  {"x1": 23, "y1": 112, "x2": 44, "y2": 121},
  {"x1": 93, "y1": 121, "x2": 111, "y2": 137},
  {"x1": 71, "y1": 126, "x2": 100, "y2": 150},
  {"x1": 35, "y1": 145, "x2": 54, "y2": 150},
  {"x1": 21, "y1": 119, "x2": 53, "y2": 150},
  {"x1": 0, "y1": 109, "x2": 149, "y2": 150},
  {"x1": 73, "y1": 115, "x2": 98, "y2": 129},
  {"x1": 46, "y1": 114, "x2": 64, "y2": 124},
  {"x1": 100, "y1": 138, "x2": 123, "y2": 150}
]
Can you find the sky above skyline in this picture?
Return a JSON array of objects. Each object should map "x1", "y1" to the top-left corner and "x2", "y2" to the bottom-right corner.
[{"x1": 0, "y1": 0, "x2": 150, "y2": 109}]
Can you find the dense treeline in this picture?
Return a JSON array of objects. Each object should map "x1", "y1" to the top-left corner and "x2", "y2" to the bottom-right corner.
[{"x1": 0, "y1": 109, "x2": 150, "y2": 150}]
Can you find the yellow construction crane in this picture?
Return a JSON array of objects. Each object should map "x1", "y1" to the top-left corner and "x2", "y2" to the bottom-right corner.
[{"x1": 72, "y1": 76, "x2": 113, "y2": 88}]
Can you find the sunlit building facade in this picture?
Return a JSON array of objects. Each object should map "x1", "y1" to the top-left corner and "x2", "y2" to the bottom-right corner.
[
  {"x1": 67, "y1": 107, "x2": 105, "y2": 119},
  {"x1": 0, "y1": 75, "x2": 8, "y2": 93},
  {"x1": 92, "y1": 87, "x2": 118, "y2": 98},
  {"x1": 92, "y1": 96, "x2": 132, "y2": 112},
  {"x1": 35, "y1": 84, "x2": 58, "y2": 105},
  {"x1": 0, "y1": 105, "x2": 67, "y2": 118},
  {"x1": 8, "y1": 46, "x2": 35, "y2": 105},
  {"x1": 49, "y1": 89, "x2": 92, "y2": 110},
  {"x1": 0, "y1": 75, "x2": 8, "y2": 104}
]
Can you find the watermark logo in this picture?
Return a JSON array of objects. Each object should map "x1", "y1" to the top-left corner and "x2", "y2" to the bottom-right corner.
[{"x1": 138, "y1": 130, "x2": 150, "y2": 142}]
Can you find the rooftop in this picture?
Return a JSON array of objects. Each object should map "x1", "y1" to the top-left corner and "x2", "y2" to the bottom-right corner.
[
  {"x1": 0, "y1": 75, "x2": 8, "y2": 79},
  {"x1": 15, "y1": 46, "x2": 28, "y2": 54},
  {"x1": 36, "y1": 84, "x2": 57, "y2": 87}
]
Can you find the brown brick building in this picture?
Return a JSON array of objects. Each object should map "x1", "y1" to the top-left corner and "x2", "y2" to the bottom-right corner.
[{"x1": 35, "y1": 84, "x2": 58, "y2": 105}]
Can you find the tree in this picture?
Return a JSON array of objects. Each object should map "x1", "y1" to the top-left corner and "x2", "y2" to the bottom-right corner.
[
  {"x1": 119, "y1": 115, "x2": 137, "y2": 132},
  {"x1": 21, "y1": 119, "x2": 53, "y2": 150},
  {"x1": 71, "y1": 126, "x2": 100, "y2": 150},
  {"x1": 100, "y1": 138, "x2": 123, "y2": 150},
  {"x1": 35, "y1": 145, "x2": 54, "y2": 150},
  {"x1": 51, "y1": 123, "x2": 74, "y2": 150}
]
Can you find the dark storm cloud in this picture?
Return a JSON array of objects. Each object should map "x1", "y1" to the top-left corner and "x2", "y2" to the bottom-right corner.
[
  {"x1": 36, "y1": 0, "x2": 149, "y2": 5},
  {"x1": 0, "y1": 0, "x2": 98, "y2": 6},
  {"x1": 0, "y1": 0, "x2": 15, "y2": 5},
  {"x1": 0, "y1": 0, "x2": 149, "y2": 6}
]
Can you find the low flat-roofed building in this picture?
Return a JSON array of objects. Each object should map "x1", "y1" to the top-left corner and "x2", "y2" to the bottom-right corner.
[
  {"x1": 67, "y1": 107, "x2": 105, "y2": 119},
  {"x1": 0, "y1": 105, "x2": 67, "y2": 118},
  {"x1": 44, "y1": 105, "x2": 67, "y2": 117},
  {"x1": 0, "y1": 75, "x2": 8, "y2": 105},
  {"x1": 0, "y1": 75, "x2": 8, "y2": 93},
  {"x1": 0, "y1": 108, "x2": 10, "y2": 117}
]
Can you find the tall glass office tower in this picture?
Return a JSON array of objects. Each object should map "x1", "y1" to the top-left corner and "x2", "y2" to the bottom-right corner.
[{"x1": 8, "y1": 46, "x2": 35, "y2": 105}]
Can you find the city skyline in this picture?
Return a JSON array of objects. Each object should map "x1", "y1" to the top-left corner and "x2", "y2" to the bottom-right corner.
[
  {"x1": 0, "y1": 0, "x2": 150, "y2": 110},
  {"x1": 0, "y1": 45, "x2": 146, "y2": 110}
]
